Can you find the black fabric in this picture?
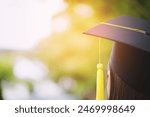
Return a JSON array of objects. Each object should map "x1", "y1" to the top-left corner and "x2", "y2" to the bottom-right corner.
[{"x1": 109, "y1": 42, "x2": 150, "y2": 96}]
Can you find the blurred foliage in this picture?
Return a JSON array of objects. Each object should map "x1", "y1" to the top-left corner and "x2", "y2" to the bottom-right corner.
[
  {"x1": 0, "y1": 54, "x2": 14, "y2": 81},
  {"x1": 0, "y1": 54, "x2": 14, "y2": 99}
]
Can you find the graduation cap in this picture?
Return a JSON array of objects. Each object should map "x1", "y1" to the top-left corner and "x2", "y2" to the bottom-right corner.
[{"x1": 84, "y1": 16, "x2": 150, "y2": 98}]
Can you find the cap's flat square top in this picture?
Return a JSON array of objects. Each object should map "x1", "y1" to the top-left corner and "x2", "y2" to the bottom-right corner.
[
  {"x1": 107, "y1": 16, "x2": 150, "y2": 32},
  {"x1": 84, "y1": 16, "x2": 150, "y2": 52}
]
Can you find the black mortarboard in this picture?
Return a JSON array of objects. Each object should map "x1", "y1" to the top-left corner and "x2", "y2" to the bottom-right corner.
[{"x1": 84, "y1": 16, "x2": 150, "y2": 96}]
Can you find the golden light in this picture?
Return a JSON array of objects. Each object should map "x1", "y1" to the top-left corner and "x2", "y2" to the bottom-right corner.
[
  {"x1": 74, "y1": 4, "x2": 93, "y2": 18},
  {"x1": 53, "y1": 15, "x2": 71, "y2": 32}
]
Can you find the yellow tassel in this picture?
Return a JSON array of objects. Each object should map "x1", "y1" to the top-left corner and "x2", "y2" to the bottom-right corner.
[{"x1": 96, "y1": 63, "x2": 104, "y2": 100}]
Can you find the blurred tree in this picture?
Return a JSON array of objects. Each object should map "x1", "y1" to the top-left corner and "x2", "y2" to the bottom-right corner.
[
  {"x1": 0, "y1": 55, "x2": 14, "y2": 99},
  {"x1": 36, "y1": 1, "x2": 112, "y2": 99}
]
